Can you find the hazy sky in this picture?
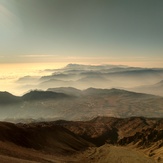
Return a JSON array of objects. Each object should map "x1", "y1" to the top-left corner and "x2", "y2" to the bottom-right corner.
[{"x1": 0, "y1": 0, "x2": 163, "y2": 67}]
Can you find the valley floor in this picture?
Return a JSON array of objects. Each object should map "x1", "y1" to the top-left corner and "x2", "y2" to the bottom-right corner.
[
  {"x1": 78, "y1": 145, "x2": 158, "y2": 163},
  {"x1": 0, "y1": 142, "x2": 159, "y2": 163}
]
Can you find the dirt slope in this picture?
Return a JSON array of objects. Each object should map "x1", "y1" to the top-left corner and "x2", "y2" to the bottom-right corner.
[
  {"x1": 78, "y1": 145, "x2": 156, "y2": 163},
  {"x1": 0, "y1": 117, "x2": 162, "y2": 163}
]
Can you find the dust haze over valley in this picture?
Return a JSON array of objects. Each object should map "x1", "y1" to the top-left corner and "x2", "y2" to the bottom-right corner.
[
  {"x1": 0, "y1": 64, "x2": 163, "y2": 162},
  {"x1": 0, "y1": 63, "x2": 163, "y2": 162},
  {"x1": 0, "y1": 63, "x2": 163, "y2": 120},
  {"x1": 2, "y1": 63, "x2": 163, "y2": 96},
  {"x1": 1, "y1": 0, "x2": 163, "y2": 162}
]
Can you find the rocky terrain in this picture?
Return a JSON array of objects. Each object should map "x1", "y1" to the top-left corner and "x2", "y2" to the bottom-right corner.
[{"x1": 0, "y1": 117, "x2": 162, "y2": 163}]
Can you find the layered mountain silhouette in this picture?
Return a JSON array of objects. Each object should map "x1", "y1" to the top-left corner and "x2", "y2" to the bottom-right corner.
[
  {"x1": 16, "y1": 64, "x2": 163, "y2": 96},
  {"x1": 0, "y1": 88, "x2": 163, "y2": 122},
  {"x1": 1, "y1": 64, "x2": 163, "y2": 162},
  {"x1": 48, "y1": 87, "x2": 82, "y2": 96},
  {"x1": 0, "y1": 91, "x2": 21, "y2": 104},
  {"x1": 22, "y1": 90, "x2": 71, "y2": 101}
]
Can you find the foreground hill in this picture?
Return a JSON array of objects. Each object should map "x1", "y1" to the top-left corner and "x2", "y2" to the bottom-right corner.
[
  {"x1": 0, "y1": 121, "x2": 93, "y2": 163},
  {"x1": 0, "y1": 117, "x2": 162, "y2": 162},
  {"x1": 0, "y1": 122, "x2": 92, "y2": 153}
]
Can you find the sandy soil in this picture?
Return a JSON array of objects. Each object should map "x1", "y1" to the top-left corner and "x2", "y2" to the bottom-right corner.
[
  {"x1": 0, "y1": 141, "x2": 157, "y2": 163},
  {"x1": 0, "y1": 118, "x2": 162, "y2": 163},
  {"x1": 77, "y1": 144, "x2": 156, "y2": 163}
]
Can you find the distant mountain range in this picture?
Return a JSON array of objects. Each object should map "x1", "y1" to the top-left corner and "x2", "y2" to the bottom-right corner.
[
  {"x1": 0, "y1": 90, "x2": 71, "y2": 104},
  {"x1": 0, "y1": 92, "x2": 21, "y2": 104},
  {"x1": 1, "y1": 62, "x2": 163, "y2": 163},
  {"x1": 22, "y1": 90, "x2": 71, "y2": 101},
  {"x1": 48, "y1": 87, "x2": 82, "y2": 96},
  {"x1": 16, "y1": 64, "x2": 163, "y2": 96},
  {"x1": 130, "y1": 80, "x2": 163, "y2": 96},
  {"x1": 1, "y1": 87, "x2": 163, "y2": 122}
]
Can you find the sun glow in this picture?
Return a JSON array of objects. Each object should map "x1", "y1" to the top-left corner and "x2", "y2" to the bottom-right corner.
[{"x1": 0, "y1": 62, "x2": 67, "y2": 95}]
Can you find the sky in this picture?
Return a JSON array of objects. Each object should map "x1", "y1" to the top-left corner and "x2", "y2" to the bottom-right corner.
[{"x1": 0, "y1": 0, "x2": 163, "y2": 67}]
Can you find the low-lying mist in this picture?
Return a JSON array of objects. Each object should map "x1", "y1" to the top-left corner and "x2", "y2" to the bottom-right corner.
[
  {"x1": 13, "y1": 64, "x2": 163, "y2": 96},
  {"x1": 0, "y1": 63, "x2": 163, "y2": 123}
]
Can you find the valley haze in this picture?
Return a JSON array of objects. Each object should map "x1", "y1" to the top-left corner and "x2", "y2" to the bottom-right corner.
[
  {"x1": 1, "y1": 63, "x2": 163, "y2": 96},
  {"x1": 0, "y1": 64, "x2": 163, "y2": 163},
  {"x1": 0, "y1": 0, "x2": 163, "y2": 162},
  {"x1": 0, "y1": 63, "x2": 163, "y2": 123}
]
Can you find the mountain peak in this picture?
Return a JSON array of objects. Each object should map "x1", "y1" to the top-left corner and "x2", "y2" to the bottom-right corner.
[
  {"x1": 22, "y1": 90, "x2": 70, "y2": 101},
  {"x1": 0, "y1": 91, "x2": 21, "y2": 104}
]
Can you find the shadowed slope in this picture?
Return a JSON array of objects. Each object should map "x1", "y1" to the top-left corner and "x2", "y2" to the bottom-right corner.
[
  {"x1": 0, "y1": 121, "x2": 93, "y2": 154},
  {"x1": 0, "y1": 92, "x2": 21, "y2": 105},
  {"x1": 22, "y1": 90, "x2": 71, "y2": 101},
  {"x1": 0, "y1": 117, "x2": 162, "y2": 162}
]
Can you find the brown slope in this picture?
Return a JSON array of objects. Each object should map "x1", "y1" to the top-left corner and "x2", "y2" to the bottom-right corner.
[
  {"x1": 56, "y1": 117, "x2": 163, "y2": 162},
  {"x1": 78, "y1": 145, "x2": 156, "y2": 163},
  {"x1": 0, "y1": 117, "x2": 162, "y2": 162},
  {"x1": 62, "y1": 117, "x2": 163, "y2": 142},
  {"x1": 0, "y1": 121, "x2": 93, "y2": 155}
]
